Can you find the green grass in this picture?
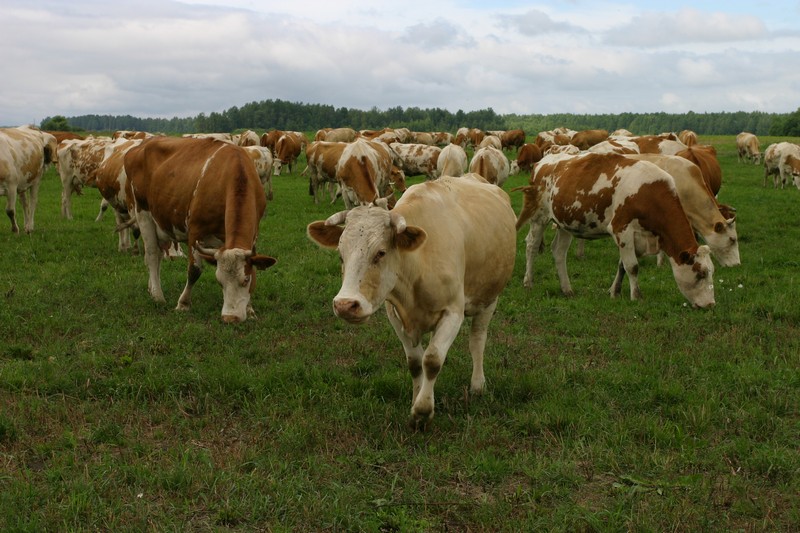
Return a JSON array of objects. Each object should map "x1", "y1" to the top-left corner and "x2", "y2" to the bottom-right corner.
[{"x1": 1, "y1": 135, "x2": 798, "y2": 531}]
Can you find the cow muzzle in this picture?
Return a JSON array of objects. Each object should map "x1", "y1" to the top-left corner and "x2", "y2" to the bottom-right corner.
[
  {"x1": 333, "y1": 297, "x2": 371, "y2": 324},
  {"x1": 222, "y1": 313, "x2": 244, "y2": 324}
]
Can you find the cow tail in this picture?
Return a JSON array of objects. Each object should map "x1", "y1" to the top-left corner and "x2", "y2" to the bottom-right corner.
[{"x1": 513, "y1": 185, "x2": 539, "y2": 231}]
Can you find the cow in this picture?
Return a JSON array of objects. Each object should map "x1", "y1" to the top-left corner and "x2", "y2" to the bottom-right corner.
[
  {"x1": 307, "y1": 174, "x2": 517, "y2": 429},
  {"x1": 47, "y1": 131, "x2": 85, "y2": 145},
  {"x1": 627, "y1": 154, "x2": 739, "y2": 267},
  {"x1": 432, "y1": 131, "x2": 454, "y2": 146},
  {"x1": 436, "y1": 143, "x2": 468, "y2": 178},
  {"x1": 242, "y1": 145, "x2": 275, "y2": 201},
  {"x1": 390, "y1": 142, "x2": 441, "y2": 180},
  {"x1": 736, "y1": 132, "x2": 761, "y2": 165},
  {"x1": 182, "y1": 132, "x2": 233, "y2": 143},
  {"x1": 56, "y1": 136, "x2": 115, "y2": 219},
  {"x1": 124, "y1": 136, "x2": 276, "y2": 322},
  {"x1": 500, "y1": 129, "x2": 526, "y2": 151},
  {"x1": 515, "y1": 152, "x2": 716, "y2": 308},
  {"x1": 632, "y1": 134, "x2": 685, "y2": 155},
  {"x1": 478, "y1": 135, "x2": 502, "y2": 150},
  {"x1": 273, "y1": 133, "x2": 302, "y2": 175},
  {"x1": 335, "y1": 138, "x2": 402, "y2": 208},
  {"x1": 305, "y1": 141, "x2": 347, "y2": 204},
  {"x1": 588, "y1": 138, "x2": 639, "y2": 155},
  {"x1": 678, "y1": 130, "x2": 698, "y2": 146},
  {"x1": 410, "y1": 132, "x2": 434, "y2": 145},
  {"x1": 236, "y1": 130, "x2": 260, "y2": 147},
  {"x1": 676, "y1": 144, "x2": 722, "y2": 196},
  {"x1": 0, "y1": 125, "x2": 57, "y2": 234},
  {"x1": 764, "y1": 142, "x2": 800, "y2": 189},
  {"x1": 324, "y1": 127, "x2": 358, "y2": 143},
  {"x1": 511, "y1": 143, "x2": 543, "y2": 175},
  {"x1": 261, "y1": 130, "x2": 284, "y2": 152},
  {"x1": 570, "y1": 129, "x2": 609, "y2": 150},
  {"x1": 93, "y1": 138, "x2": 143, "y2": 252},
  {"x1": 469, "y1": 146, "x2": 510, "y2": 187}
]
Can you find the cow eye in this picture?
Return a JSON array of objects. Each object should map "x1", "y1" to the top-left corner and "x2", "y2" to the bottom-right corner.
[
  {"x1": 696, "y1": 271, "x2": 707, "y2": 281},
  {"x1": 373, "y1": 250, "x2": 386, "y2": 264},
  {"x1": 242, "y1": 275, "x2": 251, "y2": 287}
]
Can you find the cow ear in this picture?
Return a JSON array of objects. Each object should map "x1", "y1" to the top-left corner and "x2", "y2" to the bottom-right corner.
[
  {"x1": 395, "y1": 225, "x2": 426, "y2": 252},
  {"x1": 251, "y1": 254, "x2": 277, "y2": 270},
  {"x1": 678, "y1": 250, "x2": 694, "y2": 265},
  {"x1": 714, "y1": 221, "x2": 725, "y2": 233},
  {"x1": 307, "y1": 221, "x2": 344, "y2": 249}
]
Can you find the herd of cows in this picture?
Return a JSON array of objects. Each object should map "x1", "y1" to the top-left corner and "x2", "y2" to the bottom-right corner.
[{"x1": 2, "y1": 122, "x2": 799, "y2": 426}]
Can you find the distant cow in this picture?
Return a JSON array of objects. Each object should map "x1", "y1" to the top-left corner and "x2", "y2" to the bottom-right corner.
[
  {"x1": 94, "y1": 138, "x2": 143, "y2": 252},
  {"x1": 0, "y1": 125, "x2": 57, "y2": 233},
  {"x1": 570, "y1": 129, "x2": 608, "y2": 150},
  {"x1": 242, "y1": 145, "x2": 275, "y2": 201},
  {"x1": 736, "y1": 132, "x2": 761, "y2": 165},
  {"x1": 125, "y1": 137, "x2": 276, "y2": 322},
  {"x1": 57, "y1": 136, "x2": 114, "y2": 219},
  {"x1": 764, "y1": 142, "x2": 800, "y2": 189},
  {"x1": 305, "y1": 141, "x2": 347, "y2": 204},
  {"x1": 678, "y1": 130, "x2": 698, "y2": 146},
  {"x1": 511, "y1": 143, "x2": 543, "y2": 174},
  {"x1": 500, "y1": 129, "x2": 526, "y2": 151},
  {"x1": 515, "y1": 152, "x2": 715, "y2": 308},
  {"x1": 273, "y1": 133, "x2": 302, "y2": 175},
  {"x1": 307, "y1": 174, "x2": 517, "y2": 429},
  {"x1": 676, "y1": 144, "x2": 722, "y2": 196},
  {"x1": 324, "y1": 127, "x2": 358, "y2": 143},
  {"x1": 436, "y1": 143, "x2": 468, "y2": 177},
  {"x1": 469, "y1": 146, "x2": 510, "y2": 187},
  {"x1": 336, "y1": 138, "x2": 400, "y2": 208},
  {"x1": 390, "y1": 142, "x2": 441, "y2": 180}
]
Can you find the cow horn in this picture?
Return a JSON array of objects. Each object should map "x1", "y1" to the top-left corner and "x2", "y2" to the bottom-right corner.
[
  {"x1": 325, "y1": 211, "x2": 348, "y2": 226},
  {"x1": 373, "y1": 197, "x2": 390, "y2": 210},
  {"x1": 390, "y1": 211, "x2": 407, "y2": 233},
  {"x1": 195, "y1": 243, "x2": 219, "y2": 256}
]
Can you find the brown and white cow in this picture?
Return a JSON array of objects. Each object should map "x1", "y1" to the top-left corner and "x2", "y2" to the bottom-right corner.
[
  {"x1": 125, "y1": 137, "x2": 276, "y2": 322},
  {"x1": 0, "y1": 125, "x2": 57, "y2": 233},
  {"x1": 478, "y1": 135, "x2": 502, "y2": 150},
  {"x1": 436, "y1": 143, "x2": 468, "y2": 177},
  {"x1": 515, "y1": 152, "x2": 716, "y2": 308},
  {"x1": 570, "y1": 129, "x2": 608, "y2": 150},
  {"x1": 500, "y1": 129, "x2": 526, "y2": 151},
  {"x1": 57, "y1": 136, "x2": 114, "y2": 219},
  {"x1": 335, "y1": 138, "x2": 401, "y2": 208},
  {"x1": 236, "y1": 129, "x2": 260, "y2": 147},
  {"x1": 510, "y1": 143, "x2": 543, "y2": 175},
  {"x1": 676, "y1": 144, "x2": 722, "y2": 196},
  {"x1": 305, "y1": 141, "x2": 348, "y2": 204},
  {"x1": 273, "y1": 133, "x2": 302, "y2": 175},
  {"x1": 736, "y1": 132, "x2": 761, "y2": 165},
  {"x1": 678, "y1": 130, "x2": 698, "y2": 146},
  {"x1": 242, "y1": 145, "x2": 275, "y2": 201},
  {"x1": 469, "y1": 146, "x2": 510, "y2": 187},
  {"x1": 389, "y1": 142, "x2": 441, "y2": 180},
  {"x1": 93, "y1": 138, "x2": 143, "y2": 252},
  {"x1": 631, "y1": 134, "x2": 685, "y2": 155},
  {"x1": 764, "y1": 142, "x2": 800, "y2": 189},
  {"x1": 587, "y1": 138, "x2": 639, "y2": 155},
  {"x1": 627, "y1": 154, "x2": 739, "y2": 267},
  {"x1": 432, "y1": 131, "x2": 454, "y2": 146},
  {"x1": 307, "y1": 174, "x2": 517, "y2": 429}
]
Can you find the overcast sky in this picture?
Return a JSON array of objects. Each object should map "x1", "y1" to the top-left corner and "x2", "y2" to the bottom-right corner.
[{"x1": 2, "y1": 0, "x2": 799, "y2": 127}]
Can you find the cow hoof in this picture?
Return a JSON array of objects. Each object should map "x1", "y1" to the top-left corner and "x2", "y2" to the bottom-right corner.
[{"x1": 408, "y1": 413, "x2": 432, "y2": 432}]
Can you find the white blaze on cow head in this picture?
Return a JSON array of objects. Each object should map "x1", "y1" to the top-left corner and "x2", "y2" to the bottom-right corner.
[
  {"x1": 196, "y1": 246, "x2": 277, "y2": 322},
  {"x1": 668, "y1": 244, "x2": 715, "y2": 309},
  {"x1": 307, "y1": 204, "x2": 426, "y2": 324},
  {"x1": 704, "y1": 217, "x2": 740, "y2": 267}
]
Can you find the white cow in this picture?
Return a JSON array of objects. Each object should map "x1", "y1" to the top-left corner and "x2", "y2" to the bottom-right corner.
[
  {"x1": 469, "y1": 146, "x2": 510, "y2": 186},
  {"x1": 763, "y1": 142, "x2": 800, "y2": 189},
  {"x1": 307, "y1": 175, "x2": 517, "y2": 429},
  {"x1": 436, "y1": 143, "x2": 468, "y2": 178}
]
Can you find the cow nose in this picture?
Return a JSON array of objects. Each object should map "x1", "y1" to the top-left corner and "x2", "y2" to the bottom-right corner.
[
  {"x1": 333, "y1": 298, "x2": 361, "y2": 318},
  {"x1": 222, "y1": 314, "x2": 243, "y2": 324}
]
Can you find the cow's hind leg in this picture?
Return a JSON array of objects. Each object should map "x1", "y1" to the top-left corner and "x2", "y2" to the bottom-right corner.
[
  {"x1": 609, "y1": 260, "x2": 626, "y2": 298},
  {"x1": 523, "y1": 222, "x2": 545, "y2": 288},
  {"x1": 468, "y1": 298, "x2": 498, "y2": 395},
  {"x1": 136, "y1": 211, "x2": 166, "y2": 302},
  {"x1": 551, "y1": 228, "x2": 575, "y2": 296},
  {"x1": 4, "y1": 184, "x2": 19, "y2": 233}
]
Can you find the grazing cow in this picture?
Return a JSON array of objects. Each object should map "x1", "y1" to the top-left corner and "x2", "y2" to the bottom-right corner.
[
  {"x1": 305, "y1": 141, "x2": 347, "y2": 204},
  {"x1": 124, "y1": 137, "x2": 276, "y2": 322},
  {"x1": 307, "y1": 175, "x2": 517, "y2": 429},
  {"x1": 515, "y1": 152, "x2": 715, "y2": 308},
  {"x1": 500, "y1": 129, "x2": 526, "y2": 151},
  {"x1": 273, "y1": 133, "x2": 302, "y2": 175},
  {"x1": 236, "y1": 130, "x2": 260, "y2": 147},
  {"x1": 390, "y1": 142, "x2": 441, "y2": 180},
  {"x1": 736, "y1": 132, "x2": 761, "y2": 165},
  {"x1": 324, "y1": 127, "x2": 358, "y2": 143},
  {"x1": 432, "y1": 131, "x2": 454, "y2": 146},
  {"x1": 436, "y1": 143, "x2": 468, "y2": 178},
  {"x1": 678, "y1": 130, "x2": 698, "y2": 146},
  {"x1": 261, "y1": 130, "x2": 284, "y2": 152},
  {"x1": 336, "y1": 138, "x2": 400, "y2": 208},
  {"x1": 478, "y1": 135, "x2": 502, "y2": 150},
  {"x1": 676, "y1": 144, "x2": 722, "y2": 196},
  {"x1": 469, "y1": 146, "x2": 510, "y2": 187},
  {"x1": 627, "y1": 154, "x2": 739, "y2": 267},
  {"x1": 56, "y1": 136, "x2": 114, "y2": 219},
  {"x1": 0, "y1": 125, "x2": 57, "y2": 233},
  {"x1": 570, "y1": 129, "x2": 609, "y2": 150},
  {"x1": 242, "y1": 145, "x2": 275, "y2": 201},
  {"x1": 512, "y1": 143, "x2": 543, "y2": 174},
  {"x1": 94, "y1": 138, "x2": 143, "y2": 252},
  {"x1": 764, "y1": 142, "x2": 800, "y2": 189}
]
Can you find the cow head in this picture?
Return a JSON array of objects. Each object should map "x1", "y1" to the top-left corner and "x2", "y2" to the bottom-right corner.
[
  {"x1": 307, "y1": 204, "x2": 426, "y2": 324},
  {"x1": 196, "y1": 246, "x2": 277, "y2": 323},
  {"x1": 668, "y1": 244, "x2": 715, "y2": 309},
  {"x1": 705, "y1": 217, "x2": 740, "y2": 267}
]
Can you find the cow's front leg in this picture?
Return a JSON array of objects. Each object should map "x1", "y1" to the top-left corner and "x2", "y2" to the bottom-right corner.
[
  {"x1": 618, "y1": 245, "x2": 642, "y2": 300},
  {"x1": 176, "y1": 249, "x2": 203, "y2": 311},
  {"x1": 385, "y1": 304, "x2": 424, "y2": 404},
  {"x1": 551, "y1": 228, "x2": 574, "y2": 296},
  {"x1": 411, "y1": 309, "x2": 463, "y2": 430}
]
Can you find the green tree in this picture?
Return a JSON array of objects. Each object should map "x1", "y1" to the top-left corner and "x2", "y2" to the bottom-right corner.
[{"x1": 40, "y1": 115, "x2": 74, "y2": 131}]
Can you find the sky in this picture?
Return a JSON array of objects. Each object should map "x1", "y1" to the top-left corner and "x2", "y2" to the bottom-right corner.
[{"x1": 2, "y1": 0, "x2": 799, "y2": 127}]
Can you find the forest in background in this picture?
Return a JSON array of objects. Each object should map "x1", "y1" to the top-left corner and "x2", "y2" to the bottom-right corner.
[{"x1": 40, "y1": 98, "x2": 800, "y2": 136}]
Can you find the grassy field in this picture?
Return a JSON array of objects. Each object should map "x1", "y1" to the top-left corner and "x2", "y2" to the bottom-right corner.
[{"x1": 1, "y1": 135, "x2": 799, "y2": 531}]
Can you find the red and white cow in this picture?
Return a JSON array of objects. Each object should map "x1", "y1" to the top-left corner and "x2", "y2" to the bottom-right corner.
[
  {"x1": 676, "y1": 144, "x2": 722, "y2": 196},
  {"x1": 273, "y1": 133, "x2": 302, "y2": 175},
  {"x1": 436, "y1": 143, "x2": 468, "y2": 177},
  {"x1": 469, "y1": 146, "x2": 510, "y2": 187},
  {"x1": 242, "y1": 145, "x2": 275, "y2": 201},
  {"x1": 93, "y1": 138, "x2": 143, "y2": 252},
  {"x1": 587, "y1": 138, "x2": 639, "y2": 155},
  {"x1": 632, "y1": 134, "x2": 685, "y2": 155},
  {"x1": 736, "y1": 132, "x2": 761, "y2": 165},
  {"x1": 335, "y1": 138, "x2": 401, "y2": 208},
  {"x1": 236, "y1": 130, "x2": 260, "y2": 147},
  {"x1": 0, "y1": 125, "x2": 57, "y2": 234},
  {"x1": 125, "y1": 137, "x2": 276, "y2": 322},
  {"x1": 515, "y1": 152, "x2": 716, "y2": 308},
  {"x1": 510, "y1": 143, "x2": 543, "y2": 175},
  {"x1": 389, "y1": 142, "x2": 441, "y2": 180},
  {"x1": 500, "y1": 129, "x2": 526, "y2": 151},
  {"x1": 307, "y1": 174, "x2": 517, "y2": 429},
  {"x1": 764, "y1": 142, "x2": 800, "y2": 189},
  {"x1": 57, "y1": 136, "x2": 114, "y2": 219},
  {"x1": 305, "y1": 141, "x2": 347, "y2": 204},
  {"x1": 678, "y1": 130, "x2": 698, "y2": 146}
]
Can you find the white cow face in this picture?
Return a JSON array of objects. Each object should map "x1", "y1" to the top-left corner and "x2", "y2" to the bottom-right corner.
[
  {"x1": 704, "y1": 218, "x2": 740, "y2": 267},
  {"x1": 669, "y1": 245, "x2": 716, "y2": 309},
  {"x1": 306, "y1": 205, "x2": 426, "y2": 324},
  {"x1": 212, "y1": 249, "x2": 276, "y2": 323}
]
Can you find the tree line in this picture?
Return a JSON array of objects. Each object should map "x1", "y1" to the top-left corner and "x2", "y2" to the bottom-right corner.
[{"x1": 41, "y1": 99, "x2": 800, "y2": 137}]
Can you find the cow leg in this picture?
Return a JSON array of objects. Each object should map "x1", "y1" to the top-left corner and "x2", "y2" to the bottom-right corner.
[
  {"x1": 60, "y1": 181, "x2": 74, "y2": 220},
  {"x1": 468, "y1": 298, "x2": 498, "y2": 395},
  {"x1": 609, "y1": 260, "x2": 626, "y2": 298},
  {"x1": 617, "y1": 239, "x2": 642, "y2": 300},
  {"x1": 95, "y1": 198, "x2": 109, "y2": 222},
  {"x1": 18, "y1": 188, "x2": 34, "y2": 234},
  {"x1": 114, "y1": 210, "x2": 131, "y2": 253},
  {"x1": 574, "y1": 239, "x2": 586, "y2": 259},
  {"x1": 386, "y1": 303, "x2": 425, "y2": 405},
  {"x1": 176, "y1": 248, "x2": 203, "y2": 311},
  {"x1": 551, "y1": 228, "x2": 574, "y2": 296},
  {"x1": 523, "y1": 222, "x2": 545, "y2": 288},
  {"x1": 136, "y1": 210, "x2": 166, "y2": 302},
  {"x1": 4, "y1": 184, "x2": 19, "y2": 233}
]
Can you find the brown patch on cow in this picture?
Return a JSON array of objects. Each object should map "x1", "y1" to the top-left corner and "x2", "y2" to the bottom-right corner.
[{"x1": 677, "y1": 144, "x2": 722, "y2": 196}]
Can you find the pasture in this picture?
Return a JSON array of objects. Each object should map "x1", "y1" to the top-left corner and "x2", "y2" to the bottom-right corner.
[{"x1": 1, "y1": 135, "x2": 798, "y2": 531}]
